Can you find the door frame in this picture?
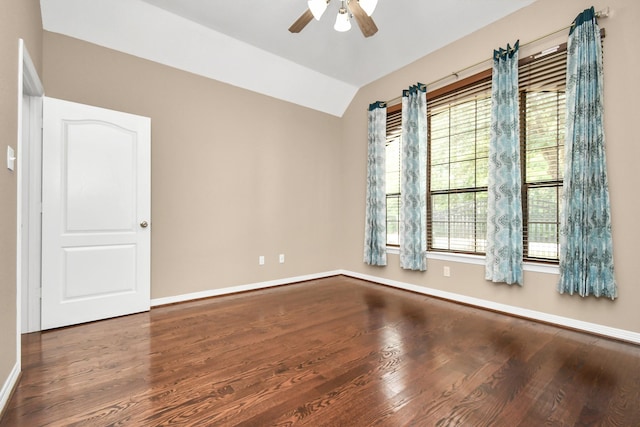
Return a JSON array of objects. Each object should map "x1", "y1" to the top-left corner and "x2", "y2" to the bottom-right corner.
[{"x1": 17, "y1": 39, "x2": 44, "y2": 340}]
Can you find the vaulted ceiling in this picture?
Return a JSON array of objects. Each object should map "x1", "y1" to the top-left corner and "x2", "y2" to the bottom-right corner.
[{"x1": 40, "y1": 0, "x2": 535, "y2": 116}]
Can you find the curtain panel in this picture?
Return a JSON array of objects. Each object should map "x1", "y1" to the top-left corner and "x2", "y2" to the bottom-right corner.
[
  {"x1": 558, "y1": 7, "x2": 616, "y2": 298},
  {"x1": 364, "y1": 101, "x2": 387, "y2": 266},
  {"x1": 485, "y1": 41, "x2": 524, "y2": 285},
  {"x1": 400, "y1": 84, "x2": 428, "y2": 271}
]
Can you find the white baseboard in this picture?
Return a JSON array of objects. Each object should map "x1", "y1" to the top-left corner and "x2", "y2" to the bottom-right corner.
[
  {"x1": 0, "y1": 362, "x2": 20, "y2": 416},
  {"x1": 339, "y1": 269, "x2": 640, "y2": 345},
  {"x1": 151, "y1": 270, "x2": 342, "y2": 307},
  {"x1": 149, "y1": 268, "x2": 640, "y2": 345}
]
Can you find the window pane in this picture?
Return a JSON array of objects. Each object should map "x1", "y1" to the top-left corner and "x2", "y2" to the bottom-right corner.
[
  {"x1": 450, "y1": 103, "x2": 476, "y2": 134},
  {"x1": 430, "y1": 191, "x2": 486, "y2": 252},
  {"x1": 476, "y1": 130, "x2": 490, "y2": 158},
  {"x1": 525, "y1": 90, "x2": 565, "y2": 185},
  {"x1": 526, "y1": 147, "x2": 560, "y2": 182},
  {"x1": 431, "y1": 194, "x2": 449, "y2": 250},
  {"x1": 476, "y1": 157, "x2": 488, "y2": 187},
  {"x1": 476, "y1": 98, "x2": 492, "y2": 125},
  {"x1": 450, "y1": 131, "x2": 476, "y2": 162},
  {"x1": 431, "y1": 136, "x2": 449, "y2": 165},
  {"x1": 431, "y1": 164, "x2": 449, "y2": 191},
  {"x1": 450, "y1": 160, "x2": 475, "y2": 189},
  {"x1": 528, "y1": 187, "x2": 557, "y2": 223},
  {"x1": 449, "y1": 192, "x2": 476, "y2": 252},
  {"x1": 430, "y1": 111, "x2": 450, "y2": 140},
  {"x1": 386, "y1": 195, "x2": 400, "y2": 246},
  {"x1": 527, "y1": 186, "x2": 559, "y2": 259},
  {"x1": 525, "y1": 92, "x2": 565, "y2": 150},
  {"x1": 385, "y1": 137, "x2": 401, "y2": 194}
]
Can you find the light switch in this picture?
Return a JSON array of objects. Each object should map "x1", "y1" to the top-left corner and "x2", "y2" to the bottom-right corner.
[{"x1": 7, "y1": 146, "x2": 16, "y2": 171}]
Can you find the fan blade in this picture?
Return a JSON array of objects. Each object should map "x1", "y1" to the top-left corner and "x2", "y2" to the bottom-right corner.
[
  {"x1": 350, "y1": 0, "x2": 378, "y2": 37},
  {"x1": 289, "y1": 9, "x2": 314, "y2": 33}
]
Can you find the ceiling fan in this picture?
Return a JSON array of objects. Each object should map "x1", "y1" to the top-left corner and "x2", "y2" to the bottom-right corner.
[{"x1": 289, "y1": 0, "x2": 379, "y2": 38}]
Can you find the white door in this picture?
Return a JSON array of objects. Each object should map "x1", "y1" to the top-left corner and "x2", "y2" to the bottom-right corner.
[{"x1": 41, "y1": 97, "x2": 151, "y2": 330}]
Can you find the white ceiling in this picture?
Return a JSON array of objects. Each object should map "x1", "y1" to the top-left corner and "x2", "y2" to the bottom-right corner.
[{"x1": 40, "y1": 0, "x2": 535, "y2": 116}]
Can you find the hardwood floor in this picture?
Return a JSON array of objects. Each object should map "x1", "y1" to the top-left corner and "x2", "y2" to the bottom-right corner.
[{"x1": 2, "y1": 276, "x2": 640, "y2": 426}]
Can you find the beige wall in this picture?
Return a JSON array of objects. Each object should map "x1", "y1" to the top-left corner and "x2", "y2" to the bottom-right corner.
[
  {"x1": 0, "y1": 0, "x2": 42, "y2": 400},
  {"x1": 341, "y1": 0, "x2": 640, "y2": 333},
  {"x1": 42, "y1": 32, "x2": 344, "y2": 299}
]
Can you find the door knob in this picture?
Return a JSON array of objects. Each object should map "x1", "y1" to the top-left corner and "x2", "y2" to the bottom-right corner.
[{"x1": 140, "y1": 220, "x2": 149, "y2": 228}]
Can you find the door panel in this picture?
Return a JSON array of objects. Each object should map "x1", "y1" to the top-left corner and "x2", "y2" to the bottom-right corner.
[
  {"x1": 65, "y1": 122, "x2": 136, "y2": 231},
  {"x1": 42, "y1": 97, "x2": 151, "y2": 330},
  {"x1": 63, "y1": 245, "x2": 136, "y2": 299}
]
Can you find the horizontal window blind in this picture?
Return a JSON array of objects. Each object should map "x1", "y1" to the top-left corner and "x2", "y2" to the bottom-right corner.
[
  {"x1": 427, "y1": 75, "x2": 492, "y2": 254},
  {"x1": 520, "y1": 45, "x2": 567, "y2": 261}
]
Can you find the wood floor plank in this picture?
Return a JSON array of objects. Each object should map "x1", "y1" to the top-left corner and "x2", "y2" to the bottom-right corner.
[{"x1": 2, "y1": 276, "x2": 640, "y2": 426}]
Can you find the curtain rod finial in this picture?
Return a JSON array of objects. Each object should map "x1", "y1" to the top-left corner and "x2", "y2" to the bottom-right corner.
[{"x1": 596, "y1": 7, "x2": 610, "y2": 18}]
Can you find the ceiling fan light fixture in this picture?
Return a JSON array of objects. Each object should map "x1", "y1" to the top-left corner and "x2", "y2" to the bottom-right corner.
[
  {"x1": 308, "y1": 0, "x2": 328, "y2": 20},
  {"x1": 359, "y1": 0, "x2": 378, "y2": 16},
  {"x1": 334, "y1": 6, "x2": 351, "y2": 32},
  {"x1": 289, "y1": 0, "x2": 377, "y2": 37}
]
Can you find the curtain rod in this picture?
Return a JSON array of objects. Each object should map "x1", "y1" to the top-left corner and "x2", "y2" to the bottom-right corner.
[{"x1": 382, "y1": 7, "x2": 610, "y2": 107}]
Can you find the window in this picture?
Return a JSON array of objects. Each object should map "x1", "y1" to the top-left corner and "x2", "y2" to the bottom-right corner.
[
  {"x1": 428, "y1": 74, "x2": 492, "y2": 254},
  {"x1": 520, "y1": 47, "x2": 566, "y2": 261},
  {"x1": 384, "y1": 45, "x2": 567, "y2": 262},
  {"x1": 385, "y1": 104, "x2": 402, "y2": 246}
]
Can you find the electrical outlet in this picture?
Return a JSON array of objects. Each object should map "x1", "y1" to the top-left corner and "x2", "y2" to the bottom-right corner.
[
  {"x1": 279, "y1": 254, "x2": 285, "y2": 264},
  {"x1": 443, "y1": 266, "x2": 451, "y2": 277},
  {"x1": 259, "y1": 256, "x2": 265, "y2": 265}
]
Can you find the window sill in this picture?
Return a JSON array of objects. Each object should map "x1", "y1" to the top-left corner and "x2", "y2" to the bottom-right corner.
[{"x1": 385, "y1": 246, "x2": 559, "y2": 275}]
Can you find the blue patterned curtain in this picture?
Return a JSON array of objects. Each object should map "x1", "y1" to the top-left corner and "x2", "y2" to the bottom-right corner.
[
  {"x1": 400, "y1": 84, "x2": 427, "y2": 271},
  {"x1": 364, "y1": 101, "x2": 387, "y2": 266},
  {"x1": 559, "y1": 7, "x2": 616, "y2": 298},
  {"x1": 485, "y1": 41, "x2": 523, "y2": 285}
]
